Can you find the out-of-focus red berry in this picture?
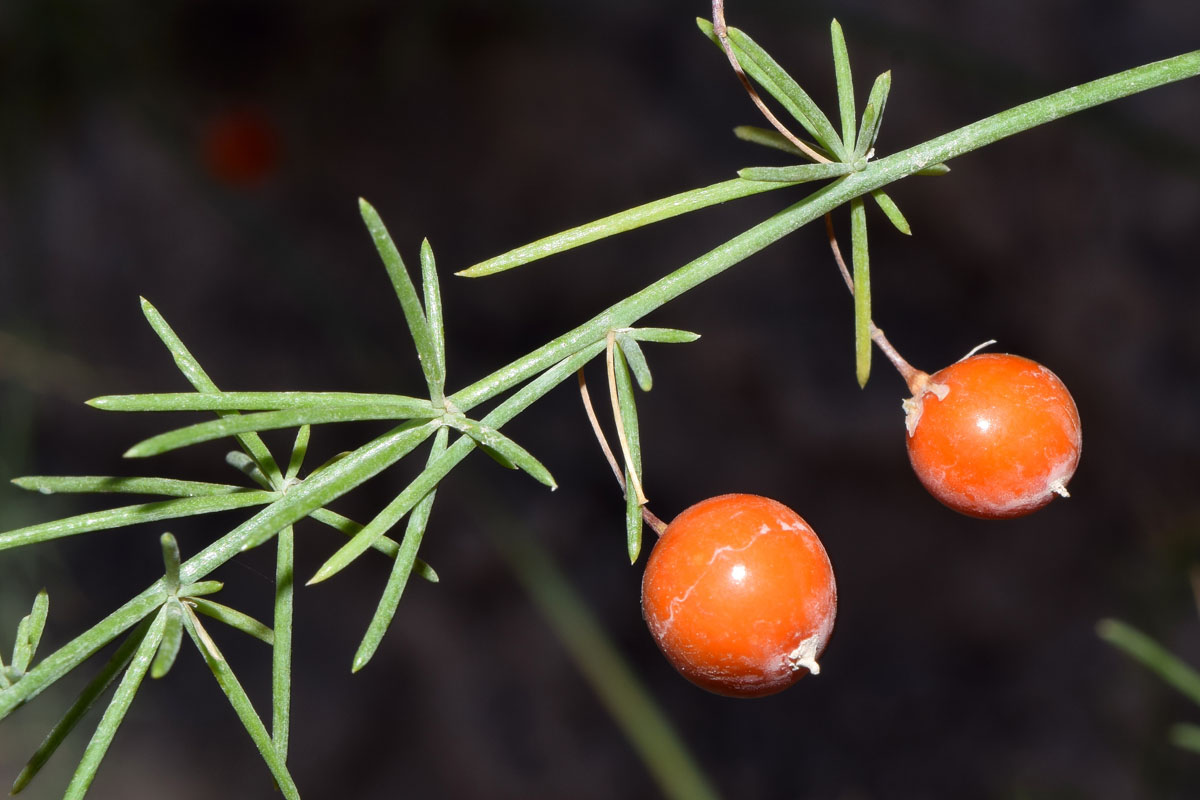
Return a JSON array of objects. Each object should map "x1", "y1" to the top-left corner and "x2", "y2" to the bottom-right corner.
[{"x1": 202, "y1": 108, "x2": 279, "y2": 187}]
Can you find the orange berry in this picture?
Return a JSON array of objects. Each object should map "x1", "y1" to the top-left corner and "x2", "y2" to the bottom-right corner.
[
  {"x1": 904, "y1": 352, "x2": 1082, "y2": 519},
  {"x1": 641, "y1": 494, "x2": 837, "y2": 698}
]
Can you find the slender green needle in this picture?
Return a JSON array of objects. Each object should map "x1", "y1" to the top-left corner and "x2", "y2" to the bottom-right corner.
[
  {"x1": 178, "y1": 580, "x2": 223, "y2": 597},
  {"x1": 272, "y1": 525, "x2": 294, "y2": 760},
  {"x1": 871, "y1": 189, "x2": 912, "y2": 235},
  {"x1": 160, "y1": 533, "x2": 181, "y2": 593},
  {"x1": 10, "y1": 617, "x2": 153, "y2": 795},
  {"x1": 89, "y1": 391, "x2": 434, "y2": 414},
  {"x1": 12, "y1": 475, "x2": 250, "y2": 497},
  {"x1": 1170, "y1": 723, "x2": 1200, "y2": 753},
  {"x1": 458, "y1": 178, "x2": 795, "y2": 277},
  {"x1": 310, "y1": 341, "x2": 605, "y2": 585},
  {"x1": 497, "y1": 533, "x2": 721, "y2": 800},
  {"x1": 359, "y1": 199, "x2": 443, "y2": 402},
  {"x1": 624, "y1": 327, "x2": 701, "y2": 344},
  {"x1": 138, "y1": 298, "x2": 282, "y2": 485},
  {"x1": 850, "y1": 197, "x2": 871, "y2": 387},
  {"x1": 856, "y1": 71, "x2": 892, "y2": 159},
  {"x1": 62, "y1": 607, "x2": 166, "y2": 800},
  {"x1": 308, "y1": 509, "x2": 438, "y2": 582},
  {"x1": 697, "y1": 18, "x2": 846, "y2": 161},
  {"x1": 190, "y1": 598, "x2": 274, "y2": 645},
  {"x1": 449, "y1": 50, "x2": 1200, "y2": 420},
  {"x1": 733, "y1": 125, "x2": 807, "y2": 157},
  {"x1": 738, "y1": 160, "x2": 859, "y2": 183},
  {"x1": 124, "y1": 405, "x2": 438, "y2": 459},
  {"x1": 831, "y1": 19, "x2": 857, "y2": 157},
  {"x1": 476, "y1": 441, "x2": 517, "y2": 470},
  {"x1": 1, "y1": 414, "x2": 437, "y2": 719},
  {"x1": 151, "y1": 600, "x2": 184, "y2": 679},
  {"x1": 0, "y1": 492, "x2": 276, "y2": 552},
  {"x1": 181, "y1": 608, "x2": 300, "y2": 800},
  {"x1": 447, "y1": 415, "x2": 557, "y2": 490},
  {"x1": 11, "y1": 590, "x2": 49, "y2": 675},
  {"x1": 616, "y1": 334, "x2": 652, "y2": 392},
  {"x1": 1098, "y1": 619, "x2": 1200, "y2": 707},
  {"x1": 353, "y1": 426, "x2": 449, "y2": 672},
  {"x1": 420, "y1": 238, "x2": 447, "y2": 400},
  {"x1": 227, "y1": 451, "x2": 273, "y2": 490},
  {"x1": 286, "y1": 426, "x2": 310, "y2": 482},
  {"x1": 613, "y1": 347, "x2": 644, "y2": 563},
  {"x1": 915, "y1": 163, "x2": 951, "y2": 176}
]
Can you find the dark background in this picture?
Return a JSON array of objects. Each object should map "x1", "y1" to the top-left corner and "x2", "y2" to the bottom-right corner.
[{"x1": 2, "y1": 1, "x2": 1199, "y2": 797}]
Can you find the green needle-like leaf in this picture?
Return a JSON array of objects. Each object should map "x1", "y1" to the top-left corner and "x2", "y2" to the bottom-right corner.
[
  {"x1": 178, "y1": 580, "x2": 223, "y2": 597},
  {"x1": 139, "y1": 298, "x2": 282, "y2": 485},
  {"x1": 62, "y1": 607, "x2": 166, "y2": 800},
  {"x1": 10, "y1": 617, "x2": 153, "y2": 795},
  {"x1": 89, "y1": 391, "x2": 433, "y2": 413},
  {"x1": 420, "y1": 238, "x2": 447, "y2": 400},
  {"x1": 181, "y1": 608, "x2": 300, "y2": 800},
  {"x1": 733, "y1": 125, "x2": 808, "y2": 157},
  {"x1": 850, "y1": 197, "x2": 871, "y2": 387},
  {"x1": 856, "y1": 71, "x2": 892, "y2": 159},
  {"x1": 449, "y1": 416, "x2": 557, "y2": 490},
  {"x1": 359, "y1": 199, "x2": 443, "y2": 403},
  {"x1": 616, "y1": 334, "x2": 652, "y2": 392},
  {"x1": 624, "y1": 327, "x2": 701, "y2": 344},
  {"x1": 871, "y1": 189, "x2": 912, "y2": 235},
  {"x1": 272, "y1": 525, "x2": 294, "y2": 760},
  {"x1": 0, "y1": 492, "x2": 276, "y2": 552},
  {"x1": 190, "y1": 598, "x2": 274, "y2": 645},
  {"x1": 227, "y1": 451, "x2": 273, "y2": 490},
  {"x1": 160, "y1": 534, "x2": 181, "y2": 593},
  {"x1": 1098, "y1": 619, "x2": 1200, "y2": 707},
  {"x1": 697, "y1": 18, "x2": 847, "y2": 161},
  {"x1": 12, "y1": 475, "x2": 251, "y2": 497},
  {"x1": 915, "y1": 163, "x2": 951, "y2": 176},
  {"x1": 737, "y1": 160, "x2": 860, "y2": 183},
  {"x1": 831, "y1": 19, "x2": 857, "y2": 157},
  {"x1": 458, "y1": 178, "x2": 795, "y2": 277},
  {"x1": 11, "y1": 590, "x2": 49, "y2": 675},
  {"x1": 613, "y1": 346, "x2": 644, "y2": 563},
  {"x1": 151, "y1": 601, "x2": 184, "y2": 679},
  {"x1": 353, "y1": 426, "x2": 449, "y2": 672},
  {"x1": 308, "y1": 509, "x2": 438, "y2": 582},
  {"x1": 124, "y1": 404, "x2": 438, "y2": 459},
  {"x1": 286, "y1": 426, "x2": 310, "y2": 482},
  {"x1": 310, "y1": 341, "x2": 604, "y2": 585}
]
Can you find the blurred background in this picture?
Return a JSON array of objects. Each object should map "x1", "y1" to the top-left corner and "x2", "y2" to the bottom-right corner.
[{"x1": 2, "y1": 0, "x2": 1199, "y2": 797}]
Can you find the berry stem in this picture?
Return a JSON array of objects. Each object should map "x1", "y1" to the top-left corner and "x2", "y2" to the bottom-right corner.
[
  {"x1": 576, "y1": 369, "x2": 668, "y2": 536},
  {"x1": 824, "y1": 213, "x2": 930, "y2": 394}
]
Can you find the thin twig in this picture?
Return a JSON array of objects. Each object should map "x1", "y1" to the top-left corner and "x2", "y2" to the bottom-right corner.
[
  {"x1": 712, "y1": 0, "x2": 831, "y2": 164},
  {"x1": 824, "y1": 213, "x2": 929, "y2": 393},
  {"x1": 577, "y1": 367, "x2": 668, "y2": 535}
]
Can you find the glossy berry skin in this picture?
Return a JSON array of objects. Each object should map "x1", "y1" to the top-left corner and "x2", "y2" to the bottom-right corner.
[
  {"x1": 641, "y1": 494, "x2": 837, "y2": 698},
  {"x1": 905, "y1": 353, "x2": 1082, "y2": 519}
]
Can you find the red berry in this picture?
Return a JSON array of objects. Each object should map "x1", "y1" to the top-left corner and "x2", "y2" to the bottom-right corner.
[
  {"x1": 641, "y1": 494, "x2": 837, "y2": 698},
  {"x1": 904, "y1": 352, "x2": 1082, "y2": 519},
  {"x1": 202, "y1": 108, "x2": 280, "y2": 187}
]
